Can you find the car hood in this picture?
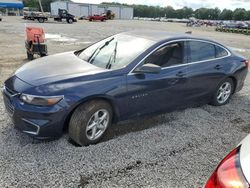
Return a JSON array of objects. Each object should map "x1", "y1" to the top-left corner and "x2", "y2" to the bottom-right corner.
[
  {"x1": 15, "y1": 51, "x2": 106, "y2": 86},
  {"x1": 239, "y1": 134, "x2": 250, "y2": 184}
]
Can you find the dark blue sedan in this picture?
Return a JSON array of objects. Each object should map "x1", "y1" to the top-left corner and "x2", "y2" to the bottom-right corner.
[{"x1": 2, "y1": 31, "x2": 249, "y2": 146}]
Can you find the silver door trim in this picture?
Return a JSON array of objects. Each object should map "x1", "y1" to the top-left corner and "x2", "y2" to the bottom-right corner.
[{"x1": 128, "y1": 39, "x2": 231, "y2": 76}]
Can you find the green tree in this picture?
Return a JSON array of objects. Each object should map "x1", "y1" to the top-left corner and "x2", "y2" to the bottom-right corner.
[
  {"x1": 164, "y1": 6, "x2": 176, "y2": 18},
  {"x1": 23, "y1": 0, "x2": 70, "y2": 12},
  {"x1": 175, "y1": 8, "x2": 184, "y2": 19},
  {"x1": 182, "y1": 7, "x2": 193, "y2": 18},
  {"x1": 219, "y1": 9, "x2": 233, "y2": 20},
  {"x1": 102, "y1": 2, "x2": 250, "y2": 20},
  {"x1": 245, "y1": 10, "x2": 250, "y2": 20},
  {"x1": 209, "y1": 8, "x2": 221, "y2": 20},
  {"x1": 233, "y1": 8, "x2": 246, "y2": 20},
  {"x1": 195, "y1": 8, "x2": 209, "y2": 19},
  {"x1": 23, "y1": 0, "x2": 38, "y2": 8}
]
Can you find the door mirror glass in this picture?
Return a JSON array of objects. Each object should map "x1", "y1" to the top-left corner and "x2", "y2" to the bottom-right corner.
[{"x1": 134, "y1": 63, "x2": 161, "y2": 74}]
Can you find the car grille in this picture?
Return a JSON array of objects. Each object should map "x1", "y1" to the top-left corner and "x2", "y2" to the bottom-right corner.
[
  {"x1": 2, "y1": 86, "x2": 17, "y2": 117},
  {"x1": 4, "y1": 96, "x2": 14, "y2": 116}
]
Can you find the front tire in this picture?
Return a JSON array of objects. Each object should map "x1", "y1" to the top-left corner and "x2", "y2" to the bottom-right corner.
[
  {"x1": 67, "y1": 18, "x2": 73, "y2": 24},
  {"x1": 211, "y1": 78, "x2": 234, "y2": 106},
  {"x1": 69, "y1": 100, "x2": 112, "y2": 146}
]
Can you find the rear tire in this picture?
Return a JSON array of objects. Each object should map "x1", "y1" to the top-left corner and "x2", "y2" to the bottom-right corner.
[
  {"x1": 211, "y1": 78, "x2": 234, "y2": 106},
  {"x1": 69, "y1": 100, "x2": 112, "y2": 146},
  {"x1": 38, "y1": 18, "x2": 45, "y2": 23},
  {"x1": 67, "y1": 18, "x2": 73, "y2": 24}
]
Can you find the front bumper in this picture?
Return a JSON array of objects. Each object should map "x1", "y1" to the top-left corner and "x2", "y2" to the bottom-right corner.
[{"x1": 2, "y1": 86, "x2": 67, "y2": 139}]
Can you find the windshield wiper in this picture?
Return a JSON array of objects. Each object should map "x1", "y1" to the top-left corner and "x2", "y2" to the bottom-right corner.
[
  {"x1": 74, "y1": 48, "x2": 85, "y2": 56},
  {"x1": 106, "y1": 41, "x2": 118, "y2": 69},
  {"x1": 88, "y1": 37, "x2": 114, "y2": 64}
]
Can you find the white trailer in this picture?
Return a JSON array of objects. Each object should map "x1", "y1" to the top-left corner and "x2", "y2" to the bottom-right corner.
[
  {"x1": 80, "y1": 6, "x2": 89, "y2": 17},
  {"x1": 68, "y1": 3, "x2": 81, "y2": 17},
  {"x1": 50, "y1": 1, "x2": 67, "y2": 16},
  {"x1": 50, "y1": 1, "x2": 134, "y2": 19},
  {"x1": 121, "y1": 7, "x2": 134, "y2": 19},
  {"x1": 97, "y1": 7, "x2": 105, "y2": 15}
]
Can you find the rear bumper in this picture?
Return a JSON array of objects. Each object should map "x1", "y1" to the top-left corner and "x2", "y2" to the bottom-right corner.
[
  {"x1": 2, "y1": 87, "x2": 67, "y2": 139},
  {"x1": 235, "y1": 67, "x2": 248, "y2": 92}
]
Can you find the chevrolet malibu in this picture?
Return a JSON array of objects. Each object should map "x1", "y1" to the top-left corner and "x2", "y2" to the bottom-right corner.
[
  {"x1": 2, "y1": 31, "x2": 249, "y2": 146},
  {"x1": 205, "y1": 134, "x2": 250, "y2": 188}
]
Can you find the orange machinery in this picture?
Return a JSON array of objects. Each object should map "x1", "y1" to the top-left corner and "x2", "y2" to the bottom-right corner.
[{"x1": 25, "y1": 26, "x2": 47, "y2": 60}]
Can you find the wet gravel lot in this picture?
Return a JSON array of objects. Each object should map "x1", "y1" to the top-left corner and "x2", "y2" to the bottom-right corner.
[{"x1": 0, "y1": 17, "x2": 249, "y2": 187}]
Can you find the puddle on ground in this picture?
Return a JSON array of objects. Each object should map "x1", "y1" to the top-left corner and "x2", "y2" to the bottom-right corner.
[
  {"x1": 59, "y1": 41, "x2": 92, "y2": 46},
  {"x1": 45, "y1": 33, "x2": 77, "y2": 42},
  {"x1": 229, "y1": 47, "x2": 250, "y2": 52},
  {"x1": 45, "y1": 33, "x2": 92, "y2": 46}
]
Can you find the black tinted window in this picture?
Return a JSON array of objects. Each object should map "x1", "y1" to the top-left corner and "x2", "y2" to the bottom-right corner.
[
  {"x1": 215, "y1": 45, "x2": 228, "y2": 58},
  {"x1": 189, "y1": 41, "x2": 216, "y2": 62},
  {"x1": 144, "y1": 42, "x2": 184, "y2": 67}
]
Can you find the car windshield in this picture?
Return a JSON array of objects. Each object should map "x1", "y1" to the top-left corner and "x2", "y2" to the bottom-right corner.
[{"x1": 77, "y1": 34, "x2": 154, "y2": 70}]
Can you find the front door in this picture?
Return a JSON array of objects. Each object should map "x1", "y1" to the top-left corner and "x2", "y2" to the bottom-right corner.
[{"x1": 126, "y1": 41, "x2": 190, "y2": 118}]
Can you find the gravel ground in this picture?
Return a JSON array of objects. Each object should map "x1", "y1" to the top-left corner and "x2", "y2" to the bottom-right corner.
[{"x1": 0, "y1": 17, "x2": 249, "y2": 188}]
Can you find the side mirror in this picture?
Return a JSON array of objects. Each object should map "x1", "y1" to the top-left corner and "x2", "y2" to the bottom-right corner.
[{"x1": 134, "y1": 63, "x2": 161, "y2": 74}]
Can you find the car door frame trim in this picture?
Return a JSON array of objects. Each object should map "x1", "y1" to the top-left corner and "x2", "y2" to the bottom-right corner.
[{"x1": 128, "y1": 39, "x2": 231, "y2": 75}]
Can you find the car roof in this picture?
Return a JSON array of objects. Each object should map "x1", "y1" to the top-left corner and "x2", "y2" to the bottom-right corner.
[{"x1": 121, "y1": 30, "x2": 219, "y2": 44}]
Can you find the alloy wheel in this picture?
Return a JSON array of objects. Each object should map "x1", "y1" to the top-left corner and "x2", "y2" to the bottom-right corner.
[
  {"x1": 217, "y1": 82, "x2": 232, "y2": 104},
  {"x1": 86, "y1": 109, "x2": 109, "y2": 141}
]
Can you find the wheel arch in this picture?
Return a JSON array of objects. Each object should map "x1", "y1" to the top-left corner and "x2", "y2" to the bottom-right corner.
[
  {"x1": 63, "y1": 95, "x2": 120, "y2": 131},
  {"x1": 228, "y1": 76, "x2": 237, "y2": 93}
]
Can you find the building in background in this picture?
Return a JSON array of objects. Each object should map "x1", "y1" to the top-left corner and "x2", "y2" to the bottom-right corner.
[
  {"x1": 51, "y1": 1, "x2": 134, "y2": 19},
  {"x1": 0, "y1": 0, "x2": 24, "y2": 15}
]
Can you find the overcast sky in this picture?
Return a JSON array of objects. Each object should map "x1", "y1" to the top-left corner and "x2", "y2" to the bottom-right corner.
[{"x1": 72, "y1": 0, "x2": 250, "y2": 10}]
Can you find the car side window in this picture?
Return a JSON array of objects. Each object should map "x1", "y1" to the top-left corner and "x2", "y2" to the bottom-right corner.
[
  {"x1": 215, "y1": 45, "x2": 228, "y2": 58},
  {"x1": 188, "y1": 41, "x2": 216, "y2": 62},
  {"x1": 144, "y1": 42, "x2": 184, "y2": 68}
]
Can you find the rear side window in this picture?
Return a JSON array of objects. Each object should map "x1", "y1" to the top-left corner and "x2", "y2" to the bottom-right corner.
[
  {"x1": 215, "y1": 45, "x2": 228, "y2": 58},
  {"x1": 188, "y1": 41, "x2": 216, "y2": 62}
]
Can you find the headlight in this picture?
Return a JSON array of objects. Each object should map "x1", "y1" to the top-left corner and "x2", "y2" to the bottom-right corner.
[{"x1": 20, "y1": 94, "x2": 63, "y2": 106}]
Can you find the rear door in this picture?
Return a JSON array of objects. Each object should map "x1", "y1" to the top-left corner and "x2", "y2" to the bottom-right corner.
[
  {"x1": 186, "y1": 40, "x2": 230, "y2": 104},
  {"x1": 126, "y1": 41, "x2": 190, "y2": 118}
]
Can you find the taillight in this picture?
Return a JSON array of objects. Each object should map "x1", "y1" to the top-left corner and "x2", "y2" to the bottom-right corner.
[
  {"x1": 244, "y1": 60, "x2": 249, "y2": 68},
  {"x1": 205, "y1": 146, "x2": 249, "y2": 188}
]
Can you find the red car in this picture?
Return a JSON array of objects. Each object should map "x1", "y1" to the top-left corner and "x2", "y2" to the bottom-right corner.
[
  {"x1": 88, "y1": 14, "x2": 106, "y2": 21},
  {"x1": 205, "y1": 134, "x2": 250, "y2": 188}
]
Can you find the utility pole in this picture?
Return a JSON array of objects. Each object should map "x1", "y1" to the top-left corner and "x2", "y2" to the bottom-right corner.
[{"x1": 38, "y1": 0, "x2": 44, "y2": 13}]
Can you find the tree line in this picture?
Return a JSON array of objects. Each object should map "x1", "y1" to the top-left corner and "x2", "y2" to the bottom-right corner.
[
  {"x1": 102, "y1": 2, "x2": 250, "y2": 21},
  {"x1": 23, "y1": 0, "x2": 250, "y2": 20},
  {"x1": 23, "y1": 0, "x2": 70, "y2": 12}
]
